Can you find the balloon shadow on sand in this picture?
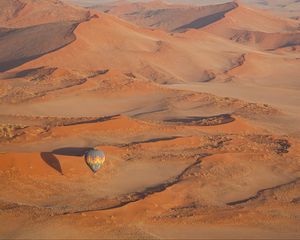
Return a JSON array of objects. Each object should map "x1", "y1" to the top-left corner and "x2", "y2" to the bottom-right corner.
[
  {"x1": 41, "y1": 147, "x2": 95, "y2": 174},
  {"x1": 52, "y1": 147, "x2": 94, "y2": 157},
  {"x1": 40, "y1": 152, "x2": 63, "y2": 175}
]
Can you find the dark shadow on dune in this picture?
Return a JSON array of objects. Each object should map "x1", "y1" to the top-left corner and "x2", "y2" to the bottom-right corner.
[
  {"x1": 52, "y1": 147, "x2": 94, "y2": 157},
  {"x1": 275, "y1": 41, "x2": 300, "y2": 50},
  {"x1": 63, "y1": 115, "x2": 118, "y2": 126},
  {"x1": 173, "y1": 3, "x2": 237, "y2": 32},
  {"x1": 165, "y1": 114, "x2": 235, "y2": 126},
  {"x1": 0, "y1": 22, "x2": 79, "y2": 72},
  {"x1": 40, "y1": 152, "x2": 63, "y2": 175},
  {"x1": 16, "y1": 67, "x2": 56, "y2": 78},
  {"x1": 14, "y1": 67, "x2": 46, "y2": 78},
  {"x1": 118, "y1": 136, "x2": 180, "y2": 147},
  {"x1": 126, "y1": 136, "x2": 179, "y2": 146},
  {"x1": 0, "y1": 13, "x2": 100, "y2": 72},
  {"x1": 132, "y1": 108, "x2": 168, "y2": 118},
  {"x1": 0, "y1": 27, "x2": 16, "y2": 37},
  {"x1": 0, "y1": 56, "x2": 48, "y2": 73},
  {"x1": 1, "y1": 67, "x2": 58, "y2": 80}
]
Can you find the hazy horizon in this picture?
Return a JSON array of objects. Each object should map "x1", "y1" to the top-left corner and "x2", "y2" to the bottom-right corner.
[{"x1": 65, "y1": 0, "x2": 233, "y2": 7}]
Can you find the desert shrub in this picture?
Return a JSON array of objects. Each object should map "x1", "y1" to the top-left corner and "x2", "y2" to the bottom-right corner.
[{"x1": 0, "y1": 124, "x2": 25, "y2": 140}]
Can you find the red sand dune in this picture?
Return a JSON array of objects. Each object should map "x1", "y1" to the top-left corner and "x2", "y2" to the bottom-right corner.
[
  {"x1": 0, "y1": 0, "x2": 89, "y2": 28},
  {"x1": 0, "y1": 0, "x2": 300, "y2": 239},
  {"x1": 0, "y1": 22, "x2": 79, "y2": 71},
  {"x1": 203, "y1": 3, "x2": 300, "y2": 49},
  {"x1": 92, "y1": 1, "x2": 238, "y2": 32}
]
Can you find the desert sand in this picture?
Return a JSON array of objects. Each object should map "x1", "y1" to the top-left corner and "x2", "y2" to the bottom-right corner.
[{"x1": 0, "y1": 0, "x2": 300, "y2": 239}]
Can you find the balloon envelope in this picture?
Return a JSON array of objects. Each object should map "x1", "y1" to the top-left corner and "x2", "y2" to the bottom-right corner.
[{"x1": 84, "y1": 149, "x2": 105, "y2": 172}]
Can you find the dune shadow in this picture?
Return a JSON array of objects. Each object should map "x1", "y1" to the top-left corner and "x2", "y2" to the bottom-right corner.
[
  {"x1": 164, "y1": 114, "x2": 235, "y2": 126},
  {"x1": 173, "y1": 3, "x2": 237, "y2": 32},
  {"x1": 52, "y1": 147, "x2": 94, "y2": 157},
  {"x1": 0, "y1": 21, "x2": 80, "y2": 72},
  {"x1": 129, "y1": 136, "x2": 179, "y2": 145},
  {"x1": 40, "y1": 152, "x2": 63, "y2": 175},
  {"x1": 64, "y1": 115, "x2": 118, "y2": 126}
]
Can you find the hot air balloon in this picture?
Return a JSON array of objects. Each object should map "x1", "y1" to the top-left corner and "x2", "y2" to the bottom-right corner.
[{"x1": 84, "y1": 149, "x2": 105, "y2": 172}]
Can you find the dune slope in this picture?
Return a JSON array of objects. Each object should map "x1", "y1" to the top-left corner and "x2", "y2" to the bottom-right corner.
[
  {"x1": 0, "y1": 21, "x2": 80, "y2": 72},
  {"x1": 0, "y1": 0, "x2": 300, "y2": 239},
  {"x1": 93, "y1": 1, "x2": 238, "y2": 32},
  {"x1": 0, "y1": 0, "x2": 89, "y2": 28}
]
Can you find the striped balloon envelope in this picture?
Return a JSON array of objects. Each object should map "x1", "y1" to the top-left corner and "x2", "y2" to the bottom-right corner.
[{"x1": 84, "y1": 149, "x2": 105, "y2": 172}]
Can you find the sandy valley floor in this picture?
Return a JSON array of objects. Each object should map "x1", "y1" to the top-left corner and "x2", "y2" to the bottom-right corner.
[{"x1": 0, "y1": 0, "x2": 300, "y2": 239}]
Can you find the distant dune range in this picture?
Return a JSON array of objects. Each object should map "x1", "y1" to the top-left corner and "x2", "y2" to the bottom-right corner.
[
  {"x1": 0, "y1": 0, "x2": 299, "y2": 86},
  {"x1": 0, "y1": 0, "x2": 300, "y2": 239},
  {"x1": 92, "y1": 0, "x2": 300, "y2": 49},
  {"x1": 92, "y1": 1, "x2": 239, "y2": 32},
  {"x1": 0, "y1": 1, "x2": 299, "y2": 129}
]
